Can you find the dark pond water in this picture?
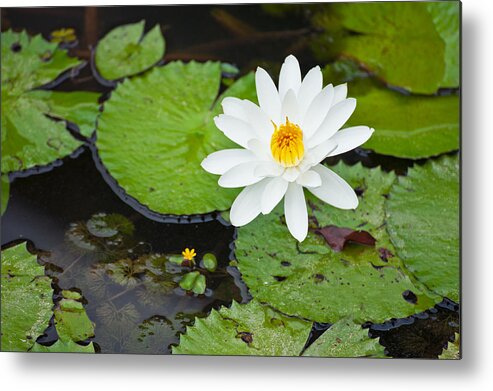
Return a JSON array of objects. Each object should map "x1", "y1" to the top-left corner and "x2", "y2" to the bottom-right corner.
[{"x1": 1, "y1": 5, "x2": 459, "y2": 357}]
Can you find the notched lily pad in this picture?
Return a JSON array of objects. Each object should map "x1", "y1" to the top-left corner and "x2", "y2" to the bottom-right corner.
[
  {"x1": 386, "y1": 155, "x2": 459, "y2": 302},
  {"x1": 1, "y1": 30, "x2": 100, "y2": 175},
  {"x1": 96, "y1": 61, "x2": 257, "y2": 215},
  {"x1": 95, "y1": 20, "x2": 166, "y2": 81},
  {"x1": 236, "y1": 162, "x2": 438, "y2": 324},
  {"x1": 303, "y1": 318, "x2": 385, "y2": 358},
  {"x1": 172, "y1": 300, "x2": 312, "y2": 356},
  {"x1": 1, "y1": 242, "x2": 53, "y2": 352}
]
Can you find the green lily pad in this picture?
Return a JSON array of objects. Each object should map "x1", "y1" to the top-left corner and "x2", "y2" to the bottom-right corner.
[
  {"x1": 345, "y1": 79, "x2": 459, "y2": 159},
  {"x1": 1, "y1": 30, "x2": 100, "y2": 174},
  {"x1": 303, "y1": 319, "x2": 385, "y2": 358},
  {"x1": 201, "y1": 253, "x2": 217, "y2": 272},
  {"x1": 54, "y1": 291, "x2": 95, "y2": 342},
  {"x1": 386, "y1": 155, "x2": 459, "y2": 302},
  {"x1": 1, "y1": 242, "x2": 53, "y2": 352},
  {"x1": 31, "y1": 339, "x2": 95, "y2": 353},
  {"x1": 315, "y1": 2, "x2": 458, "y2": 93},
  {"x1": 97, "y1": 61, "x2": 257, "y2": 215},
  {"x1": 95, "y1": 21, "x2": 165, "y2": 81},
  {"x1": 172, "y1": 300, "x2": 312, "y2": 356},
  {"x1": 1, "y1": 175, "x2": 9, "y2": 215},
  {"x1": 439, "y1": 333, "x2": 460, "y2": 360},
  {"x1": 235, "y1": 163, "x2": 438, "y2": 324},
  {"x1": 179, "y1": 271, "x2": 206, "y2": 295}
]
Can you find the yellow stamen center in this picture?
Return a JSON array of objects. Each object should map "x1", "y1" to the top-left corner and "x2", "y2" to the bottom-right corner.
[
  {"x1": 270, "y1": 118, "x2": 304, "y2": 167},
  {"x1": 182, "y1": 248, "x2": 196, "y2": 261}
]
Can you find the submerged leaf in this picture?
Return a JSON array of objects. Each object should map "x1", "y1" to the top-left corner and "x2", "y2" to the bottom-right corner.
[
  {"x1": 97, "y1": 61, "x2": 257, "y2": 215},
  {"x1": 303, "y1": 319, "x2": 385, "y2": 358},
  {"x1": 173, "y1": 300, "x2": 312, "y2": 356},
  {"x1": 386, "y1": 155, "x2": 459, "y2": 302},
  {"x1": 236, "y1": 163, "x2": 438, "y2": 323},
  {"x1": 1, "y1": 242, "x2": 53, "y2": 351},
  {"x1": 95, "y1": 20, "x2": 165, "y2": 81}
]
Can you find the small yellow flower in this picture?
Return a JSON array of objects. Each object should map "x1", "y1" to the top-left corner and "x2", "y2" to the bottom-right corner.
[{"x1": 182, "y1": 248, "x2": 196, "y2": 262}]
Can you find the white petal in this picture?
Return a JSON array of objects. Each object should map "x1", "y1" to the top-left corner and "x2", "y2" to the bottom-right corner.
[
  {"x1": 230, "y1": 180, "x2": 269, "y2": 226},
  {"x1": 241, "y1": 100, "x2": 273, "y2": 144},
  {"x1": 214, "y1": 115, "x2": 257, "y2": 148},
  {"x1": 256, "y1": 67, "x2": 281, "y2": 124},
  {"x1": 308, "y1": 164, "x2": 359, "y2": 209},
  {"x1": 297, "y1": 66, "x2": 323, "y2": 118},
  {"x1": 306, "y1": 139, "x2": 337, "y2": 166},
  {"x1": 278, "y1": 55, "x2": 302, "y2": 101},
  {"x1": 247, "y1": 138, "x2": 270, "y2": 159},
  {"x1": 333, "y1": 83, "x2": 348, "y2": 106},
  {"x1": 218, "y1": 162, "x2": 262, "y2": 188},
  {"x1": 201, "y1": 149, "x2": 256, "y2": 175},
  {"x1": 254, "y1": 161, "x2": 284, "y2": 178},
  {"x1": 282, "y1": 166, "x2": 300, "y2": 182},
  {"x1": 284, "y1": 183, "x2": 308, "y2": 242},
  {"x1": 296, "y1": 170, "x2": 321, "y2": 188},
  {"x1": 222, "y1": 97, "x2": 247, "y2": 122},
  {"x1": 302, "y1": 84, "x2": 334, "y2": 139},
  {"x1": 307, "y1": 98, "x2": 357, "y2": 148},
  {"x1": 281, "y1": 89, "x2": 300, "y2": 124},
  {"x1": 261, "y1": 177, "x2": 288, "y2": 214},
  {"x1": 327, "y1": 126, "x2": 375, "y2": 157}
]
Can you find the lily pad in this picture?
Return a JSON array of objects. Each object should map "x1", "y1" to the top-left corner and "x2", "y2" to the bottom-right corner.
[
  {"x1": 95, "y1": 20, "x2": 165, "y2": 81},
  {"x1": 54, "y1": 290, "x2": 95, "y2": 342},
  {"x1": 97, "y1": 61, "x2": 257, "y2": 215},
  {"x1": 303, "y1": 319, "x2": 385, "y2": 358},
  {"x1": 315, "y1": 2, "x2": 459, "y2": 93},
  {"x1": 1, "y1": 175, "x2": 9, "y2": 215},
  {"x1": 345, "y1": 79, "x2": 459, "y2": 159},
  {"x1": 179, "y1": 271, "x2": 206, "y2": 295},
  {"x1": 386, "y1": 155, "x2": 459, "y2": 302},
  {"x1": 235, "y1": 162, "x2": 438, "y2": 324},
  {"x1": 1, "y1": 30, "x2": 100, "y2": 174},
  {"x1": 172, "y1": 300, "x2": 312, "y2": 356},
  {"x1": 439, "y1": 333, "x2": 460, "y2": 360},
  {"x1": 1, "y1": 242, "x2": 53, "y2": 351},
  {"x1": 31, "y1": 339, "x2": 94, "y2": 353}
]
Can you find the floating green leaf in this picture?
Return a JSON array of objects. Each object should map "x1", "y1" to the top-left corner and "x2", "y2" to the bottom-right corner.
[
  {"x1": 31, "y1": 339, "x2": 94, "y2": 353},
  {"x1": 386, "y1": 155, "x2": 459, "y2": 302},
  {"x1": 315, "y1": 2, "x2": 458, "y2": 93},
  {"x1": 172, "y1": 300, "x2": 312, "y2": 356},
  {"x1": 97, "y1": 61, "x2": 257, "y2": 215},
  {"x1": 201, "y1": 253, "x2": 217, "y2": 272},
  {"x1": 1, "y1": 30, "x2": 100, "y2": 174},
  {"x1": 1, "y1": 242, "x2": 53, "y2": 352},
  {"x1": 345, "y1": 79, "x2": 459, "y2": 159},
  {"x1": 439, "y1": 333, "x2": 460, "y2": 360},
  {"x1": 1, "y1": 175, "x2": 9, "y2": 215},
  {"x1": 54, "y1": 290, "x2": 95, "y2": 342},
  {"x1": 303, "y1": 319, "x2": 385, "y2": 358},
  {"x1": 95, "y1": 20, "x2": 165, "y2": 81},
  {"x1": 179, "y1": 271, "x2": 206, "y2": 295},
  {"x1": 236, "y1": 163, "x2": 438, "y2": 324}
]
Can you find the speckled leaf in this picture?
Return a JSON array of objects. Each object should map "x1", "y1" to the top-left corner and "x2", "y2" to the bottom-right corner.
[
  {"x1": 95, "y1": 21, "x2": 165, "y2": 81},
  {"x1": 97, "y1": 61, "x2": 257, "y2": 215},
  {"x1": 386, "y1": 155, "x2": 459, "y2": 302},
  {"x1": 345, "y1": 80, "x2": 459, "y2": 159},
  {"x1": 1, "y1": 175, "x2": 9, "y2": 215},
  {"x1": 29, "y1": 90, "x2": 101, "y2": 138},
  {"x1": 54, "y1": 290, "x2": 95, "y2": 342},
  {"x1": 1, "y1": 243, "x2": 53, "y2": 352},
  {"x1": 172, "y1": 300, "x2": 312, "y2": 356},
  {"x1": 439, "y1": 333, "x2": 460, "y2": 360},
  {"x1": 303, "y1": 319, "x2": 385, "y2": 358},
  {"x1": 236, "y1": 163, "x2": 438, "y2": 324},
  {"x1": 317, "y1": 2, "x2": 458, "y2": 93},
  {"x1": 1, "y1": 30, "x2": 98, "y2": 174}
]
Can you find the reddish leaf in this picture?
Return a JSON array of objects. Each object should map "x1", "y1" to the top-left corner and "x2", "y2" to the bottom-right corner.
[
  {"x1": 316, "y1": 225, "x2": 376, "y2": 252},
  {"x1": 378, "y1": 247, "x2": 394, "y2": 262}
]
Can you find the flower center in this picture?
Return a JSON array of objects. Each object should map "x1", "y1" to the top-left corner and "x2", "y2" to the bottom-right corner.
[{"x1": 270, "y1": 118, "x2": 305, "y2": 167}]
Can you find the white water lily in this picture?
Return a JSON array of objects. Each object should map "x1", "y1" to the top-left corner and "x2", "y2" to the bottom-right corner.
[{"x1": 201, "y1": 55, "x2": 374, "y2": 242}]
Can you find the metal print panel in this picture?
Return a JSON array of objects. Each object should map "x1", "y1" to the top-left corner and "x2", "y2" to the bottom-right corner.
[{"x1": 0, "y1": 1, "x2": 461, "y2": 358}]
